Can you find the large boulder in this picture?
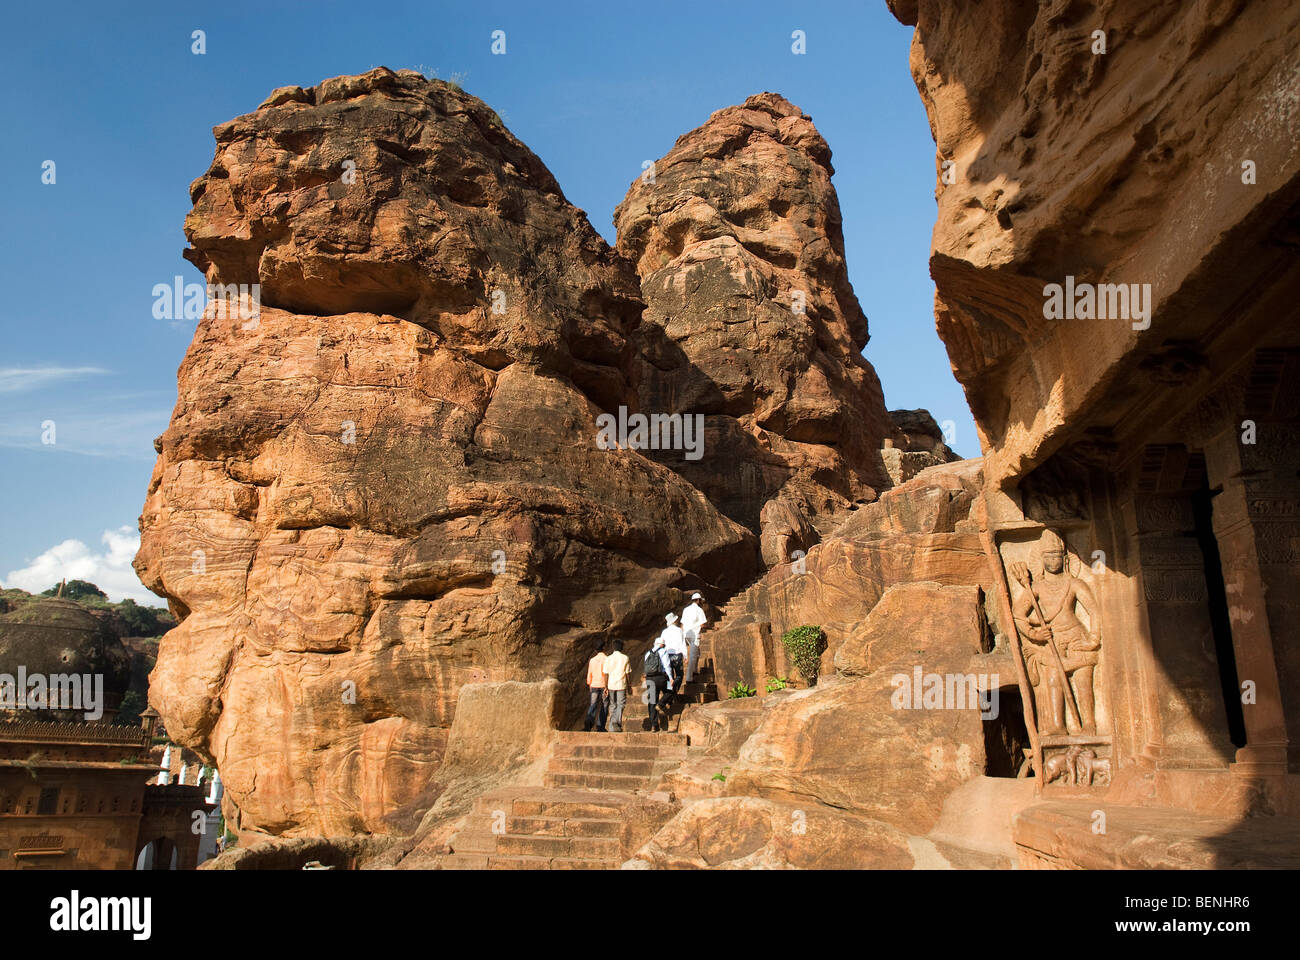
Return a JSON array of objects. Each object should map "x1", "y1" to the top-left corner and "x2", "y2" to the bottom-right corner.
[
  {"x1": 710, "y1": 459, "x2": 993, "y2": 690},
  {"x1": 136, "y1": 69, "x2": 758, "y2": 839},
  {"x1": 724, "y1": 672, "x2": 991, "y2": 835},
  {"x1": 687, "y1": 459, "x2": 1023, "y2": 839},
  {"x1": 615, "y1": 93, "x2": 896, "y2": 548}
]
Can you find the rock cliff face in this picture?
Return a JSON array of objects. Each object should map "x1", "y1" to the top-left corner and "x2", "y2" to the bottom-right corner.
[
  {"x1": 710, "y1": 458, "x2": 989, "y2": 686},
  {"x1": 136, "y1": 69, "x2": 763, "y2": 838},
  {"x1": 887, "y1": 0, "x2": 1300, "y2": 865},
  {"x1": 136, "y1": 71, "x2": 909, "y2": 841},
  {"x1": 615, "y1": 94, "x2": 896, "y2": 545},
  {"x1": 700, "y1": 461, "x2": 1025, "y2": 833},
  {"x1": 628, "y1": 460, "x2": 1033, "y2": 869},
  {"x1": 895, "y1": 0, "x2": 1300, "y2": 488}
]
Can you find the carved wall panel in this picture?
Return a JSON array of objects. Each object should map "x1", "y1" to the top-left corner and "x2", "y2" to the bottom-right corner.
[{"x1": 999, "y1": 526, "x2": 1113, "y2": 788}]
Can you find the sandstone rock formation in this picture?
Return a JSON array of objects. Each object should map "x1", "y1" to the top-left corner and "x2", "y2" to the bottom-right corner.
[
  {"x1": 710, "y1": 458, "x2": 990, "y2": 687},
  {"x1": 626, "y1": 796, "x2": 915, "y2": 869},
  {"x1": 136, "y1": 69, "x2": 761, "y2": 840},
  {"x1": 660, "y1": 460, "x2": 1030, "y2": 850},
  {"x1": 622, "y1": 459, "x2": 1040, "y2": 868},
  {"x1": 136, "y1": 68, "x2": 930, "y2": 845},
  {"x1": 884, "y1": 407, "x2": 959, "y2": 484},
  {"x1": 897, "y1": 0, "x2": 1300, "y2": 489},
  {"x1": 615, "y1": 94, "x2": 896, "y2": 548}
]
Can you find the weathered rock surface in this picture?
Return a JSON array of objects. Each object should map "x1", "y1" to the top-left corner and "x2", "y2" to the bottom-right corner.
[
  {"x1": 893, "y1": 0, "x2": 1300, "y2": 488},
  {"x1": 627, "y1": 796, "x2": 916, "y2": 869},
  {"x1": 138, "y1": 69, "x2": 1001, "y2": 852},
  {"x1": 883, "y1": 407, "x2": 960, "y2": 485},
  {"x1": 665, "y1": 458, "x2": 1028, "y2": 842},
  {"x1": 376, "y1": 679, "x2": 560, "y2": 869},
  {"x1": 615, "y1": 93, "x2": 896, "y2": 549},
  {"x1": 833, "y1": 580, "x2": 991, "y2": 677},
  {"x1": 891, "y1": 0, "x2": 1300, "y2": 866},
  {"x1": 724, "y1": 673, "x2": 989, "y2": 835},
  {"x1": 711, "y1": 459, "x2": 992, "y2": 687},
  {"x1": 200, "y1": 835, "x2": 390, "y2": 871},
  {"x1": 137, "y1": 69, "x2": 761, "y2": 840}
]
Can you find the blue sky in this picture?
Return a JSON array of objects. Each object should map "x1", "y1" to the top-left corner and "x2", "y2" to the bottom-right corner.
[{"x1": 0, "y1": 0, "x2": 974, "y2": 603}]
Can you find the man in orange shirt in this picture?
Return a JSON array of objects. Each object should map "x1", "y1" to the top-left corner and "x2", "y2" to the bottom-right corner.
[{"x1": 584, "y1": 640, "x2": 610, "y2": 732}]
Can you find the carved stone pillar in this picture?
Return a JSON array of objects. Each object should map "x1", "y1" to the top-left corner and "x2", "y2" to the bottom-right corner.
[
  {"x1": 1127, "y1": 485, "x2": 1235, "y2": 769},
  {"x1": 1203, "y1": 422, "x2": 1297, "y2": 774}
]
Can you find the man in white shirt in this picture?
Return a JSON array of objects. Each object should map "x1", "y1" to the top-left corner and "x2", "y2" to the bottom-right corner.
[
  {"x1": 660, "y1": 612, "x2": 688, "y2": 695},
  {"x1": 681, "y1": 592, "x2": 708, "y2": 684},
  {"x1": 602, "y1": 639, "x2": 631, "y2": 732}
]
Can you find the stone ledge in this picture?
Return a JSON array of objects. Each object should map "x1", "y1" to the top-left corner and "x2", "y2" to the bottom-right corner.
[{"x1": 1013, "y1": 800, "x2": 1300, "y2": 869}]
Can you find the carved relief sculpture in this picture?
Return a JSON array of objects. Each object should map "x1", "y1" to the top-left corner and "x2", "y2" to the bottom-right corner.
[{"x1": 1010, "y1": 530, "x2": 1102, "y2": 737}]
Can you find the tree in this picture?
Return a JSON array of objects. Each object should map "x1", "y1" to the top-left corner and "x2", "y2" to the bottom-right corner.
[
  {"x1": 42, "y1": 579, "x2": 107, "y2": 601},
  {"x1": 117, "y1": 689, "x2": 145, "y2": 727}
]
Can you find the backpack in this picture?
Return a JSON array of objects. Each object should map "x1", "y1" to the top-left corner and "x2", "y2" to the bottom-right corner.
[{"x1": 644, "y1": 648, "x2": 665, "y2": 677}]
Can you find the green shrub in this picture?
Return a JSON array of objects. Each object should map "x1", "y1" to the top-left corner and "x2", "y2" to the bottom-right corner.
[
  {"x1": 781, "y1": 625, "x2": 827, "y2": 685},
  {"x1": 712, "y1": 772, "x2": 727, "y2": 782},
  {"x1": 727, "y1": 680, "x2": 756, "y2": 699},
  {"x1": 117, "y1": 689, "x2": 145, "y2": 727},
  {"x1": 766, "y1": 675, "x2": 792, "y2": 692}
]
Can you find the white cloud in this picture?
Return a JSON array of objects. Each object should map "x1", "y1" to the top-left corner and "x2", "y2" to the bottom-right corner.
[
  {"x1": 1, "y1": 526, "x2": 159, "y2": 605},
  {"x1": 0, "y1": 367, "x2": 109, "y2": 394}
]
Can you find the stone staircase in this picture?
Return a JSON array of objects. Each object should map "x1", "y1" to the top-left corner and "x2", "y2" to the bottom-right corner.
[
  {"x1": 658, "y1": 636, "x2": 719, "y2": 729},
  {"x1": 441, "y1": 731, "x2": 691, "y2": 869},
  {"x1": 544, "y1": 731, "x2": 689, "y2": 789},
  {"x1": 440, "y1": 630, "x2": 727, "y2": 870},
  {"x1": 441, "y1": 786, "x2": 637, "y2": 869},
  {"x1": 617, "y1": 637, "x2": 719, "y2": 733}
]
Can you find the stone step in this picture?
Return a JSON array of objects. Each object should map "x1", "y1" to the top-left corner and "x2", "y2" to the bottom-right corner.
[
  {"x1": 507, "y1": 815, "x2": 623, "y2": 839},
  {"x1": 544, "y1": 771, "x2": 657, "y2": 791},
  {"x1": 485, "y1": 854, "x2": 621, "y2": 870},
  {"x1": 448, "y1": 829, "x2": 503, "y2": 854},
  {"x1": 547, "y1": 756, "x2": 681, "y2": 778},
  {"x1": 670, "y1": 691, "x2": 715, "y2": 704},
  {"x1": 496, "y1": 833, "x2": 621, "y2": 859},
  {"x1": 457, "y1": 812, "x2": 627, "y2": 840},
  {"x1": 557, "y1": 731, "x2": 688, "y2": 747},
  {"x1": 682, "y1": 681, "x2": 716, "y2": 693},
  {"x1": 441, "y1": 852, "x2": 490, "y2": 870},
  {"x1": 554, "y1": 742, "x2": 688, "y2": 761},
  {"x1": 473, "y1": 790, "x2": 635, "y2": 820}
]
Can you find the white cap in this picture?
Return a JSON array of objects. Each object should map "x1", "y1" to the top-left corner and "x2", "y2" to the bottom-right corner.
[
  {"x1": 665, "y1": 612, "x2": 678, "y2": 624},
  {"x1": 691, "y1": 592, "x2": 702, "y2": 600}
]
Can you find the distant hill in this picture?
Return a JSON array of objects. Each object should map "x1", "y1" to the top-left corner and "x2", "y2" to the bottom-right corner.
[{"x1": 1, "y1": 581, "x2": 174, "y2": 725}]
